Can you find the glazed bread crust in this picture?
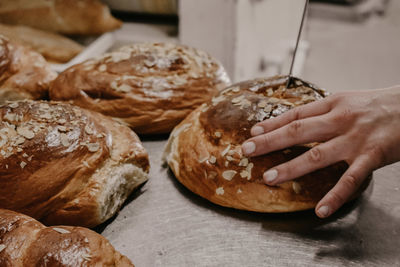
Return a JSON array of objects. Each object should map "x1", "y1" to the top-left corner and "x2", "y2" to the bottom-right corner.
[
  {"x1": 0, "y1": 209, "x2": 134, "y2": 266},
  {"x1": 0, "y1": 24, "x2": 84, "y2": 63},
  {"x1": 0, "y1": 100, "x2": 149, "y2": 228},
  {"x1": 50, "y1": 43, "x2": 231, "y2": 134},
  {"x1": 165, "y1": 76, "x2": 369, "y2": 212},
  {"x1": 0, "y1": 0, "x2": 122, "y2": 35},
  {"x1": 0, "y1": 35, "x2": 57, "y2": 103}
]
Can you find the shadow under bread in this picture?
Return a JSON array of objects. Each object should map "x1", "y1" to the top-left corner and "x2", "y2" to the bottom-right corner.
[{"x1": 166, "y1": 166, "x2": 373, "y2": 232}]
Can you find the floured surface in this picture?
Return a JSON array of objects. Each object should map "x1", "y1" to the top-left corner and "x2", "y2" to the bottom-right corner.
[{"x1": 102, "y1": 139, "x2": 400, "y2": 266}]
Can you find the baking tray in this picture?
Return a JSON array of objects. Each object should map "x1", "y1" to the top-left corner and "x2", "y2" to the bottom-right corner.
[{"x1": 101, "y1": 138, "x2": 400, "y2": 266}]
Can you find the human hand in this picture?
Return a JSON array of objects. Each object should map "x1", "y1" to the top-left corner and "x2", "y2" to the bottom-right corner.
[{"x1": 241, "y1": 86, "x2": 400, "y2": 218}]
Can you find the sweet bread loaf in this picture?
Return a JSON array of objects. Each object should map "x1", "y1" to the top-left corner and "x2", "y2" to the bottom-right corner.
[
  {"x1": 49, "y1": 43, "x2": 231, "y2": 134},
  {"x1": 0, "y1": 35, "x2": 57, "y2": 103},
  {"x1": 0, "y1": 100, "x2": 149, "y2": 228},
  {"x1": 164, "y1": 76, "x2": 369, "y2": 212},
  {"x1": 0, "y1": 208, "x2": 133, "y2": 266},
  {"x1": 0, "y1": 0, "x2": 122, "y2": 35},
  {"x1": 0, "y1": 24, "x2": 84, "y2": 63}
]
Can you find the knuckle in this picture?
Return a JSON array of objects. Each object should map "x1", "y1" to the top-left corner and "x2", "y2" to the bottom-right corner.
[
  {"x1": 366, "y1": 145, "x2": 386, "y2": 167},
  {"x1": 327, "y1": 190, "x2": 346, "y2": 207},
  {"x1": 346, "y1": 129, "x2": 359, "y2": 141},
  {"x1": 307, "y1": 147, "x2": 323, "y2": 163},
  {"x1": 326, "y1": 94, "x2": 339, "y2": 106},
  {"x1": 290, "y1": 108, "x2": 302, "y2": 121},
  {"x1": 342, "y1": 174, "x2": 361, "y2": 189},
  {"x1": 261, "y1": 134, "x2": 272, "y2": 148},
  {"x1": 330, "y1": 92, "x2": 344, "y2": 102},
  {"x1": 332, "y1": 108, "x2": 354, "y2": 123},
  {"x1": 287, "y1": 120, "x2": 303, "y2": 138},
  {"x1": 279, "y1": 163, "x2": 292, "y2": 179}
]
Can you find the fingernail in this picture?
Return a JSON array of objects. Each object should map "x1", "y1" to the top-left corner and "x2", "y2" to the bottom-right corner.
[
  {"x1": 317, "y1": 205, "x2": 330, "y2": 218},
  {"x1": 263, "y1": 169, "x2": 278, "y2": 183},
  {"x1": 242, "y1": 141, "x2": 256, "y2": 155},
  {"x1": 251, "y1": 126, "x2": 264, "y2": 136}
]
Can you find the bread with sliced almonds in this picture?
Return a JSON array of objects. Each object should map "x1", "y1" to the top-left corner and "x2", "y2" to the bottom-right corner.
[
  {"x1": 0, "y1": 208, "x2": 134, "y2": 266},
  {"x1": 0, "y1": 35, "x2": 57, "y2": 103},
  {"x1": 50, "y1": 43, "x2": 230, "y2": 134},
  {"x1": 164, "y1": 76, "x2": 370, "y2": 212},
  {"x1": 0, "y1": 100, "x2": 149, "y2": 227}
]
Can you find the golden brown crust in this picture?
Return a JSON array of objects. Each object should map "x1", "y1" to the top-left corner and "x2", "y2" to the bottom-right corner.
[
  {"x1": 0, "y1": 0, "x2": 122, "y2": 35},
  {"x1": 165, "y1": 76, "x2": 368, "y2": 212},
  {"x1": 0, "y1": 209, "x2": 134, "y2": 266},
  {"x1": 50, "y1": 43, "x2": 231, "y2": 134},
  {"x1": 0, "y1": 24, "x2": 84, "y2": 63},
  {"x1": 0, "y1": 100, "x2": 149, "y2": 227},
  {"x1": 0, "y1": 35, "x2": 57, "y2": 102}
]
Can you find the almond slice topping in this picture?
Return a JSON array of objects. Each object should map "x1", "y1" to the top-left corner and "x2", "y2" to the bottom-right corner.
[
  {"x1": 221, "y1": 144, "x2": 231, "y2": 157},
  {"x1": 52, "y1": 227, "x2": 71, "y2": 234},
  {"x1": 216, "y1": 187, "x2": 224, "y2": 195},
  {"x1": 292, "y1": 182, "x2": 302, "y2": 194},
  {"x1": 209, "y1": 156, "x2": 217, "y2": 164},
  {"x1": 222, "y1": 170, "x2": 237, "y2": 181}
]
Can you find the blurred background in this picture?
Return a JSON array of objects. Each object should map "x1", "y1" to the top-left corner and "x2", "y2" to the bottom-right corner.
[
  {"x1": 2, "y1": 0, "x2": 398, "y2": 92},
  {"x1": 105, "y1": 0, "x2": 399, "y2": 92}
]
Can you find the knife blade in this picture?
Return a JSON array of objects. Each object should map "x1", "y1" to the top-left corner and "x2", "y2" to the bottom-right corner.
[{"x1": 286, "y1": 0, "x2": 309, "y2": 89}]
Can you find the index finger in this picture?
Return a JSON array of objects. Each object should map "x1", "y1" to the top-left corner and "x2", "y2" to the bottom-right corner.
[{"x1": 250, "y1": 97, "x2": 332, "y2": 136}]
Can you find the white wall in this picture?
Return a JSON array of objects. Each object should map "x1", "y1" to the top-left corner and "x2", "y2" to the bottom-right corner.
[{"x1": 180, "y1": 0, "x2": 306, "y2": 82}]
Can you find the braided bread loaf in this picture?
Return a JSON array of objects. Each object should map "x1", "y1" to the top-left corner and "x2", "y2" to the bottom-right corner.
[
  {"x1": 0, "y1": 35, "x2": 56, "y2": 103},
  {"x1": 0, "y1": 209, "x2": 133, "y2": 266},
  {"x1": 0, "y1": 100, "x2": 149, "y2": 227},
  {"x1": 50, "y1": 43, "x2": 230, "y2": 134},
  {"x1": 0, "y1": 0, "x2": 122, "y2": 35}
]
